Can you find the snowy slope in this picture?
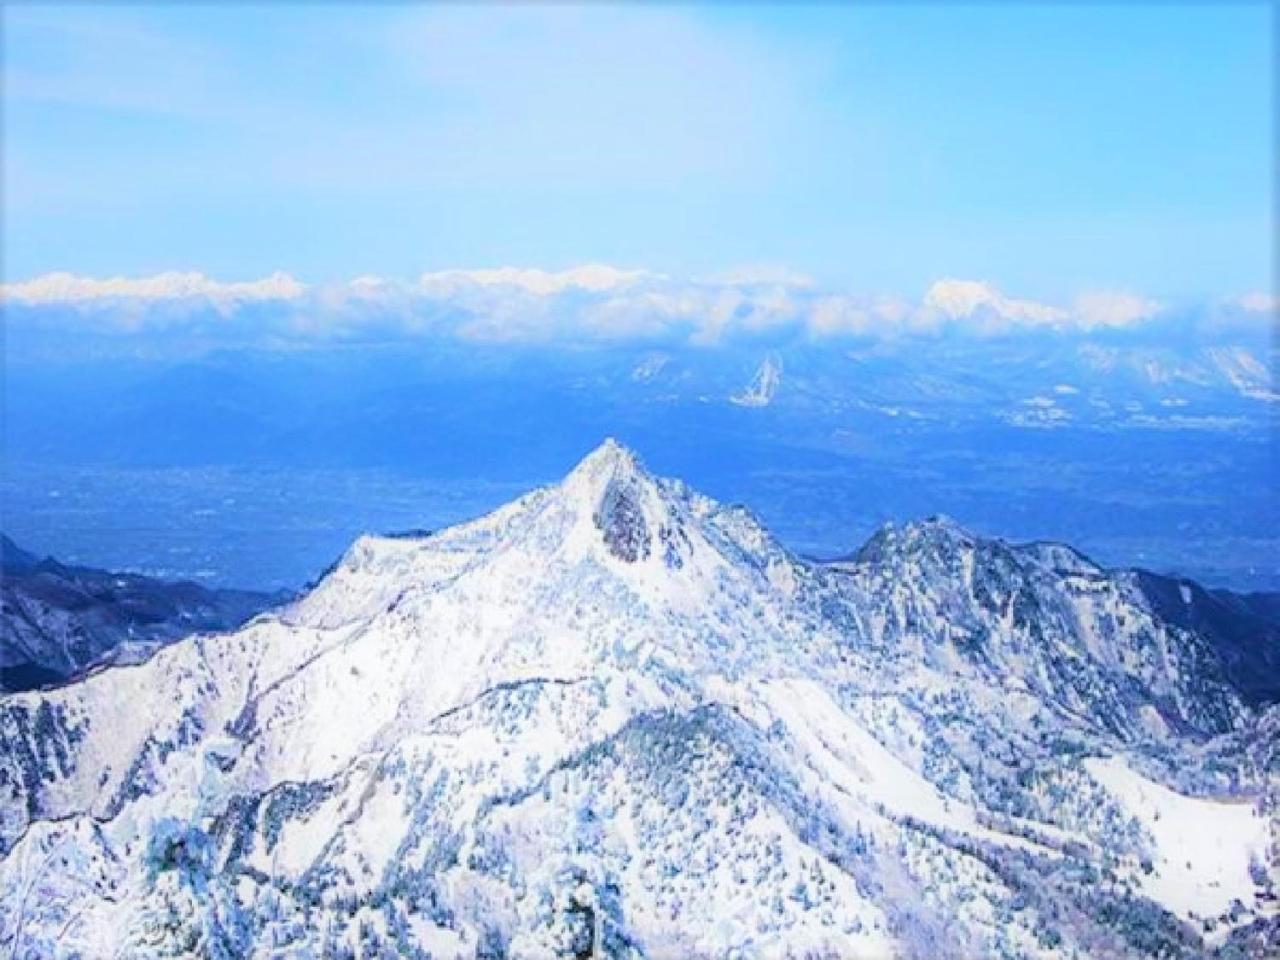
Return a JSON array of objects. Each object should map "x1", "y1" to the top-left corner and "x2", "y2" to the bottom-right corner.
[{"x1": 0, "y1": 441, "x2": 1274, "y2": 959}]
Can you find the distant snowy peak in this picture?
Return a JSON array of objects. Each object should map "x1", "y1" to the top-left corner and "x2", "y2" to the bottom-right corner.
[
  {"x1": 731, "y1": 354, "x2": 782, "y2": 407},
  {"x1": 1207, "y1": 346, "x2": 1277, "y2": 401},
  {"x1": 629, "y1": 352, "x2": 670, "y2": 383}
]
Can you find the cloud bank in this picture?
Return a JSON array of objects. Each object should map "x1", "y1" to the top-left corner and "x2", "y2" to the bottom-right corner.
[
  {"x1": 4, "y1": 270, "x2": 306, "y2": 305},
  {"x1": 3, "y1": 266, "x2": 1272, "y2": 349}
]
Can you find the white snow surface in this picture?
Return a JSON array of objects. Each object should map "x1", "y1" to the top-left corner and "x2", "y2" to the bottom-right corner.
[
  {"x1": 1084, "y1": 756, "x2": 1270, "y2": 919},
  {"x1": 0, "y1": 440, "x2": 1272, "y2": 959},
  {"x1": 731, "y1": 355, "x2": 782, "y2": 407}
]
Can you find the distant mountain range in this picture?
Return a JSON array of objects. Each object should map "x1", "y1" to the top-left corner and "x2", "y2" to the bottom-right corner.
[
  {"x1": 1, "y1": 442, "x2": 1275, "y2": 957},
  {"x1": 0, "y1": 534, "x2": 287, "y2": 693},
  {"x1": 5, "y1": 330, "x2": 1275, "y2": 591}
]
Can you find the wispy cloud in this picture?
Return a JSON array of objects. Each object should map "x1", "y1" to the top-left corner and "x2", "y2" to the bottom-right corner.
[
  {"x1": 4, "y1": 8, "x2": 222, "y2": 117},
  {"x1": 381, "y1": 6, "x2": 821, "y2": 192},
  {"x1": 702, "y1": 265, "x2": 815, "y2": 289},
  {"x1": 1235, "y1": 292, "x2": 1276, "y2": 315}
]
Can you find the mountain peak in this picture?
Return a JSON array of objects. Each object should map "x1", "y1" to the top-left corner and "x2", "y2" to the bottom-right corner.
[
  {"x1": 910, "y1": 513, "x2": 975, "y2": 542},
  {"x1": 567, "y1": 437, "x2": 643, "y2": 477},
  {"x1": 853, "y1": 514, "x2": 975, "y2": 564},
  {"x1": 0, "y1": 534, "x2": 40, "y2": 573},
  {"x1": 561, "y1": 438, "x2": 654, "y2": 504},
  {"x1": 562, "y1": 439, "x2": 662, "y2": 563},
  {"x1": 582, "y1": 435, "x2": 635, "y2": 462}
]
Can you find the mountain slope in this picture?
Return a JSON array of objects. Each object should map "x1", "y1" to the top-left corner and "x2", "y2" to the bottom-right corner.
[
  {"x1": 0, "y1": 442, "x2": 1274, "y2": 959},
  {"x1": 1129, "y1": 569, "x2": 1280, "y2": 708},
  {"x1": 0, "y1": 534, "x2": 287, "y2": 693}
]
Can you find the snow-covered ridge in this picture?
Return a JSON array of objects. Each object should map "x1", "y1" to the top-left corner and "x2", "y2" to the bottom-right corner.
[{"x1": 0, "y1": 441, "x2": 1273, "y2": 958}]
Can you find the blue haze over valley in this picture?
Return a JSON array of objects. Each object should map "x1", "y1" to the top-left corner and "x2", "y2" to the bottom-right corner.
[{"x1": 4, "y1": 269, "x2": 1276, "y2": 591}]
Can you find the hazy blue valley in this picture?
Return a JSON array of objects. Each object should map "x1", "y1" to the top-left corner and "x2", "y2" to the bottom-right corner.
[{"x1": 5, "y1": 324, "x2": 1275, "y2": 592}]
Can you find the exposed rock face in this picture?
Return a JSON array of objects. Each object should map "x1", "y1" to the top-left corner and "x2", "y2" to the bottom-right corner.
[{"x1": 590, "y1": 447, "x2": 653, "y2": 563}]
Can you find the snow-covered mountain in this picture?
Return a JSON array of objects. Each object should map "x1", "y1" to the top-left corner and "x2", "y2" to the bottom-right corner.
[
  {"x1": 0, "y1": 535, "x2": 286, "y2": 693},
  {"x1": 731, "y1": 355, "x2": 782, "y2": 407},
  {"x1": 0, "y1": 441, "x2": 1275, "y2": 958}
]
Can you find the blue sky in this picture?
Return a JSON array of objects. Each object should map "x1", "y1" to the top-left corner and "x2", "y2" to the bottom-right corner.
[{"x1": 4, "y1": 3, "x2": 1273, "y2": 299}]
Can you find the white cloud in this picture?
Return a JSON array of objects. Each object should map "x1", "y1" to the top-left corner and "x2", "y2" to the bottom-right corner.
[
  {"x1": 807, "y1": 296, "x2": 871, "y2": 337},
  {"x1": 417, "y1": 264, "x2": 650, "y2": 298},
  {"x1": 2, "y1": 270, "x2": 304, "y2": 305},
  {"x1": 806, "y1": 295, "x2": 911, "y2": 337},
  {"x1": 922, "y1": 278, "x2": 1066, "y2": 330},
  {"x1": 918, "y1": 280, "x2": 1171, "y2": 334},
  {"x1": 1072, "y1": 291, "x2": 1161, "y2": 329},
  {"x1": 1188, "y1": 291, "x2": 1279, "y2": 334},
  {"x1": 1235, "y1": 291, "x2": 1277, "y2": 314},
  {"x1": 2, "y1": 266, "x2": 1218, "y2": 346},
  {"x1": 706, "y1": 264, "x2": 814, "y2": 288}
]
